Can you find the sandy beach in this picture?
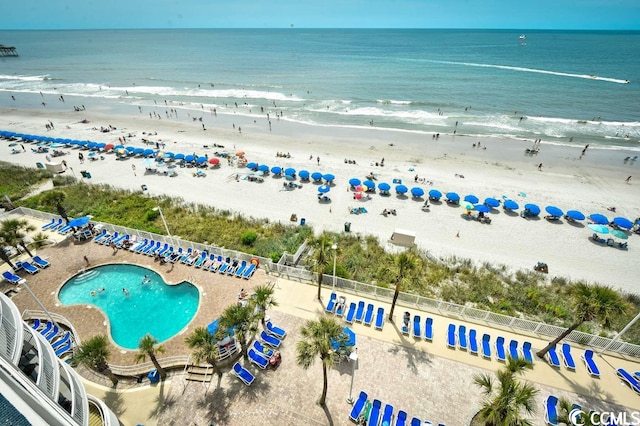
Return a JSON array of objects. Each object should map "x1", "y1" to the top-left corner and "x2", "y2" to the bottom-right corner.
[{"x1": 1, "y1": 103, "x2": 639, "y2": 294}]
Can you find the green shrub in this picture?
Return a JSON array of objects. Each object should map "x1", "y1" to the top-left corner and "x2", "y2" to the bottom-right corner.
[
  {"x1": 145, "y1": 209, "x2": 160, "y2": 221},
  {"x1": 241, "y1": 230, "x2": 258, "y2": 246}
]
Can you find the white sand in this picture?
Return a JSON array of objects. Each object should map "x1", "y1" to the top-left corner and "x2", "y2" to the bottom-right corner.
[{"x1": 1, "y1": 106, "x2": 639, "y2": 294}]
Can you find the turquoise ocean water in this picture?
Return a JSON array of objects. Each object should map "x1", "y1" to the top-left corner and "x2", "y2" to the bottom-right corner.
[{"x1": 0, "y1": 29, "x2": 639, "y2": 149}]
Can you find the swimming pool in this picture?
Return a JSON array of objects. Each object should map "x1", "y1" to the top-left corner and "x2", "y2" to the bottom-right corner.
[{"x1": 58, "y1": 264, "x2": 200, "y2": 349}]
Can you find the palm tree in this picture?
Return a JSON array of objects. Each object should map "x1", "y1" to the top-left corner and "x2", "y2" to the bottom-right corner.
[
  {"x1": 388, "y1": 251, "x2": 417, "y2": 321},
  {"x1": 556, "y1": 397, "x2": 597, "y2": 426},
  {"x1": 218, "y1": 303, "x2": 256, "y2": 358},
  {"x1": 296, "y1": 316, "x2": 349, "y2": 406},
  {"x1": 185, "y1": 326, "x2": 222, "y2": 377},
  {"x1": 536, "y1": 282, "x2": 629, "y2": 359},
  {"x1": 74, "y1": 335, "x2": 119, "y2": 387},
  {"x1": 135, "y1": 334, "x2": 167, "y2": 381},
  {"x1": 310, "y1": 234, "x2": 332, "y2": 300},
  {"x1": 0, "y1": 219, "x2": 36, "y2": 258},
  {"x1": 41, "y1": 190, "x2": 69, "y2": 224},
  {"x1": 251, "y1": 283, "x2": 278, "y2": 327},
  {"x1": 472, "y1": 356, "x2": 538, "y2": 426}
]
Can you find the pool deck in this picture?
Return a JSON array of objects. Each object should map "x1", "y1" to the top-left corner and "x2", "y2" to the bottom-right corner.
[{"x1": 3, "y1": 219, "x2": 640, "y2": 426}]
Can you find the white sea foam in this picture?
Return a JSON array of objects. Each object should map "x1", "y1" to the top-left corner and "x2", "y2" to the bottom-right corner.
[{"x1": 0, "y1": 74, "x2": 50, "y2": 82}]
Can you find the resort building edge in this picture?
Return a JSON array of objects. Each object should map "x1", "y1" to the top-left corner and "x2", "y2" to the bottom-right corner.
[{"x1": 0, "y1": 291, "x2": 120, "y2": 426}]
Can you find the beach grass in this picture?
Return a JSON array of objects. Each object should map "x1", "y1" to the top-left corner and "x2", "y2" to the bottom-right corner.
[{"x1": 0, "y1": 162, "x2": 54, "y2": 201}]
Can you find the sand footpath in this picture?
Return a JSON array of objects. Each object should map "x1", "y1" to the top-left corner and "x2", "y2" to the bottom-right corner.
[{"x1": 1, "y1": 106, "x2": 639, "y2": 293}]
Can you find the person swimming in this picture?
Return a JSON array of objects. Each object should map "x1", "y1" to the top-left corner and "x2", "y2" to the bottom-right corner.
[
  {"x1": 122, "y1": 288, "x2": 130, "y2": 296},
  {"x1": 141, "y1": 274, "x2": 151, "y2": 285}
]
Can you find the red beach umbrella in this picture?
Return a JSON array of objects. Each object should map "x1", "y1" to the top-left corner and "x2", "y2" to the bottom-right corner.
[
  {"x1": 104, "y1": 143, "x2": 115, "y2": 151},
  {"x1": 208, "y1": 158, "x2": 220, "y2": 165}
]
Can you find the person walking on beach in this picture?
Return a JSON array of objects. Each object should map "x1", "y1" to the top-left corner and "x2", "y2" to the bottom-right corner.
[
  {"x1": 132, "y1": 164, "x2": 136, "y2": 176},
  {"x1": 317, "y1": 156, "x2": 320, "y2": 165},
  {"x1": 626, "y1": 175, "x2": 632, "y2": 183},
  {"x1": 78, "y1": 152, "x2": 84, "y2": 164},
  {"x1": 537, "y1": 163, "x2": 543, "y2": 171}
]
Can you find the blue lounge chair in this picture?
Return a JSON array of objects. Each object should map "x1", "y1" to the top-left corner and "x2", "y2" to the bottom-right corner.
[
  {"x1": 260, "y1": 330, "x2": 281, "y2": 348},
  {"x1": 547, "y1": 344, "x2": 561, "y2": 368},
  {"x1": 45, "y1": 325, "x2": 60, "y2": 341},
  {"x1": 55, "y1": 340, "x2": 73, "y2": 357},
  {"x1": 481, "y1": 334, "x2": 492, "y2": 359},
  {"x1": 93, "y1": 229, "x2": 108, "y2": 242},
  {"x1": 446, "y1": 324, "x2": 456, "y2": 348},
  {"x1": 509, "y1": 340, "x2": 519, "y2": 360},
  {"x1": 325, "y1": 292, "x2": 337, "y2": 313},
  {"x1": 31, "y1": 255, "x2": 50, "y2": 268},
  {"x1": 169, "y1": 247, "x2": 183, "y2": 263},
  {"x1": 266, "y1": 321, "x2": 286, "y2": 339},
  {"x1": 345, "y1": 302, "x2": 357, "y2": 324},
  {"x1": 413, "y1": 315, "x2": 421, "y2": 338},
  {"x1": 49, "y1": 218, "x2": 64, "y2": 231},
  {"x1": 233, "y1": 362, "x2": 255, "y2": 386},
  {"x1": 194, "y1": 251, "x2": 207, "y2": 268},
  {"x1": 248, "y1": 348, "x2": 269, "y2": 369},
  {"x1": 381, "y1": 404, "x2": 394, "y2": 426},
  {"x1": 368, "y1": 399, "x2": 382, "y2": 426},
  {"x1": 396, "y1": 411, "x2": 408, "y2": 426},
  {"x1": 581, "y1": 349, "x2": 600, "y2": 377},
  {"x1": 51, "y1": 331, "x2": 71, "y2": 350},
  {"x1": 58, "y1": 223, "x2": 73, "y2": 234},
  {"x1": 226, "y1": 260, "x2": 239, "y2": 275},
  {"x1": 3, "y1": 270, "x2": 23, "y2": 284},
  {"x1": 41, "y1": 218, "x2": 56, "y2": 230},
  {"x1": 129, "y1": 238, "x2": 146, "y2": 251},
  {"x1": 242, "y1": 263, "x2": 256, "y2": 279},
  {"x1": 545, "y1": 395, "x2": 559, "y2": 426},
  {"x1": 374, "y1": 307, "x2": 385, "y2": 330},
  {"x1": 31, "y1": 318, "x2": 41, "y2": 331},
  {"x1": 155, "y1": 243, "x2": 169, "y2": 257},
  {"x1": 101, "y1": 231, "x2": 118, "y2": 245},
  {"x1": 561, "y1": 343, "x2": 576, "y2": 370},
  {"x1": 522, "y1": 341, "x2": 534, "y2": 363},
  {"x1": 468, "y1": 329, "x2": 478, "y2": 354},
  {"x1": 144, "y1": 241, "x2": 160, "y2": 255},
  {"x1": 136, "y1": 239, "x2": 153, "y2": 253},
  {"x1": 179, "y1": 248, "x2": 193, "y2": 263},
  {"x1": 425, "y1": 317, "x2": 434, "y2": 341},
  {"x1": 218, "y1": 257, "x2": 230, "y2": 273},
  {"x1": 495, "y1": 336, "x2": 506, "y2": 362},
  {"x1": 458, "y1": 325, "x2": 468, "y2": 351},
  {"x1": 19, "y1": 261, "x2": 39, "y2": 275},
  {"x1": 617, "y1": 369, "x2": 640, "y2": 394},
  {"x1": 39, "y1": 321, "x2": 53, "y2": 337},
  {"x1": 355, "y1": 301, "x2": 365, "y2": 322},
  {"x1": 335, "y1": 299, "x2": 346, "y2": 317},
  {"x1": 252, "y1": 340, "x2": 274, "y2": 358},
  {"x1": 209, "y1": 254, "x2": 221, "y2": 272},
  {"x1": 349, "y1": 391, "x2": 368, "y2": 422},
  {"x1": 411, "y1": 418, "x2": 422, "y2": 426},
  {"x1": 234, "y1": 260, "x2": 247, "y2": 277},
  {"x1": 363, "y1": 304, "x2": 374, "y2": 326}
]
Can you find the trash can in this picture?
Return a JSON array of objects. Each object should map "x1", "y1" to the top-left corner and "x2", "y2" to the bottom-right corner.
[
  {"x1": 300, "y1": 218, "x2": 306, "y2": 226},
  {"x1": 147, "y1": 369, "x2": 160, "y2": 383},
  {"x1": 344, "y1": 222, "x2": 351, "y2": 232}
]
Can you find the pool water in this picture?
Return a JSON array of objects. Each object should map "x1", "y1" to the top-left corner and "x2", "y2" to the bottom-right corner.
[{"x1": 59, "y1": 264, "x2": 200, "y2": 349}]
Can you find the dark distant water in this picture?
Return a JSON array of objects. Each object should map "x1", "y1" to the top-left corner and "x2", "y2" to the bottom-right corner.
[{"x1": 1, "y1": 29, "x2": 639, "y2": 149}]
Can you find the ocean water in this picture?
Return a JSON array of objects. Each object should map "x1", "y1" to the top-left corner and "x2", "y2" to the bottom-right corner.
[{"x1": 1, "y1": 29, "x2": 639, "y2": 149}]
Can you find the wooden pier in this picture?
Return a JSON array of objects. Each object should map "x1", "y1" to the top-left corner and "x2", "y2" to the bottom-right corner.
[{"x1": 0, "y1": 45, "x2": 18, "y2": 57}]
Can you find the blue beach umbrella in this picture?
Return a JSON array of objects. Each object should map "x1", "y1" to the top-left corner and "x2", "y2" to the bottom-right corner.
[
  {"x1": 474, "y1": 204, "x2": 490, "y2": 213},
  {"x1": 349, "y1": 178, "x2": 361, "y2": 187},
  {"x1": 143, "y1": 148, "x2": 155, "y2": 157},
  {"x1": 446, "y1": 192, "x2": 460, "y2": 202},
  {"x1": 545, "y1": 206, "x2": 563, "y2": 217},
  {"x1": 271, "y1": 166, "x2": 282, "y2": 174},
  {"x1": 185, "y1": 154, "x2": 195, "y2": 163},
  {"x1": 285, "y1": 167, "x2": 296, "y2": 176},
  {"x1": 285, "y1": 174, "x2": 296, "y2": 180},
  {"x1": 258, "y1": 164, "x2": 269, "y2": 172},
  {"x1": 246, "y1": 162, "x2": 258, "y2": 170},
  {"x1": 589, "y1": 213, "x2": 609, "y2": 225},
  {"x1": 163, "y1": 152, "x2": 174, "y2": 159},
  {"x1": 428, "y1": 189, "x2": 442, "y2": 199},
  {"x1": 613, "y1": 217, "x2": 633, "y2": 230},
  {"x1": 464, "y1": 194, "x2": 479, "y2": 204},
  {"x1": 524, "y1": 204, "x2": 540, "y2": 216},
  {"x1": 299, "y1": 170, "x2": 310, "y2": 180},
  {"x1": 565, "y1": 210, "x2": 585, "y2": 221},
  {"x1": 410, "y1": 187, "x2": 424, "y2": 197},
  {"x1": 363, "y1": 180, "x2": 375, "y2": 189},
  {"x1": 125, "y1": 146, "x2": 136, "y2": 153},
  {"x1": 323, "y1": 173, "x2": 335, "y2": 182},
  {"x1": 611, "y1": 229, "x2": 629, "y2": 240},
  {"x1": 197, "y1": 156, "x2": 207, "y2": 164},
  {"x1": 588, "y1": 224, "x2": 610, "y2": 234},
  {"x1": 67, "y1": 216, "x2": 91, "y2": 228},
  {"x1": 114, "y1": 145, "x2": 124, "y2": 150},
  {"x1": 133, "y1": 147, "x2": 144, "y2": 155},
  {"x1": 311, "y1": 172, "x2": 323, "y2": 181},
  {"x1": 395, "y1": 185, "x2": 408, "y2": 194},
  {"x1": 378, "y1": 182, "x2": 391, "y2": 191},
  {"x1": 96, "y1": 142, "x2": 106, "y2": 150},
  {"x1": 484, "y1": 197, "x2": 500, "y2": 208},
  {"x1": 318, "y1": 185, "x2": 331, "y2": 193},
  {"x1": 174, "y1": 153, "x2": 185, "y2": 160},
  {"x1": 87, "y1": 142, "x2": 98, "y2": 149},
  {"x1": 77, "y1": 140, "x2": 89, "y2": 147}
]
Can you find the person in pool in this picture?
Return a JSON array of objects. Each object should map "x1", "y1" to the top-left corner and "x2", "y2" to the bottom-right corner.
[
  {"x1": 141, "y1": 275, "x2": 151, "y2": 285},
  {"x1": 122, "y1": 288, "x2": 130, "y2": 296}
]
